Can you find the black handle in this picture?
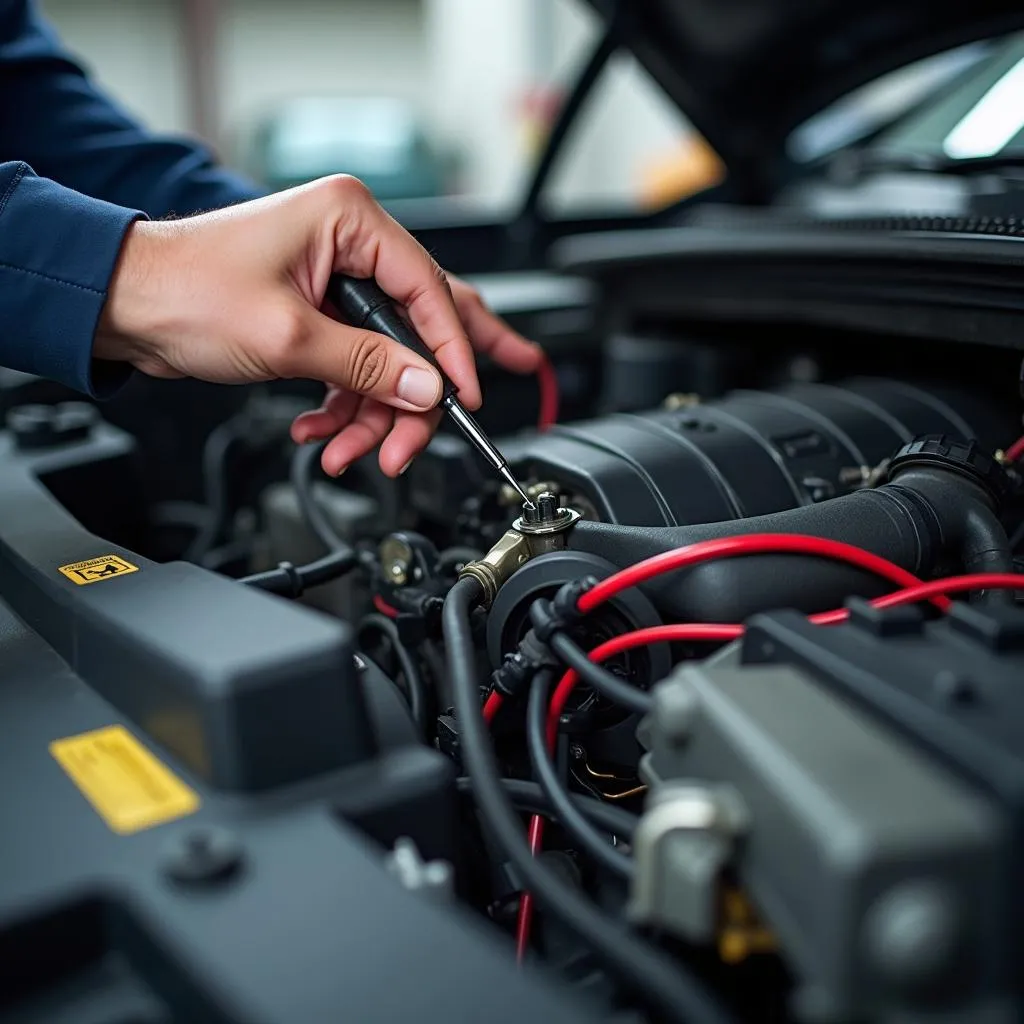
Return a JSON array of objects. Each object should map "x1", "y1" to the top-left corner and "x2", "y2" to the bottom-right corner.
[{"x1": 327, "y1": 275, "x2": 457, "y2": 400}]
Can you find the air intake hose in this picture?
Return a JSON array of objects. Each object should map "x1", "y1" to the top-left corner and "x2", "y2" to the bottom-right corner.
[{"x1": 568, "y1": 436, "x2": 1014, "y2": 622}]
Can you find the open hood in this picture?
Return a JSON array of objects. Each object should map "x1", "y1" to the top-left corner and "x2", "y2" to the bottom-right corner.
[{"x1": 587, "y1": 0, "x2": 1024, "y2": 197}]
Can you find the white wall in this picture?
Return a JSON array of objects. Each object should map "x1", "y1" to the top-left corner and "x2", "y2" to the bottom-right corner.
[
  {"x1": 38, "y1": 0, "x2": 691, "y2": 209},
  {"x1": 220, "y1": 0, "x2": 426, "y2": 158}
]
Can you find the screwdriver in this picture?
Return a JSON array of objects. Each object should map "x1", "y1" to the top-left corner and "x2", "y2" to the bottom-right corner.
[{"x1": 327, "y1": 274, "x2": 535, "y2": 509}]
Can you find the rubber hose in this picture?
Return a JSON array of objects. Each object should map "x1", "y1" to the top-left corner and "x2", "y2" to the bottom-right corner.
[
  {"x1": 443, "y1": 576, "x2": 734, "y2": 1024},
  {"x1": 569, "y1": 465, "x2": 1009, "y2": 622},
  {"x1": 527, "y1": 670, "x2": 634, "y2": 879}
]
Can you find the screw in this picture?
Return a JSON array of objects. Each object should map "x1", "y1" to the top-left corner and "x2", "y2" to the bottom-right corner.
[
  {"x1": 933, "y1": 670, "x2": 976, "y2": 706},
  {"x1": 163, "y1": 826, "x2": 244, "y2": 886}
]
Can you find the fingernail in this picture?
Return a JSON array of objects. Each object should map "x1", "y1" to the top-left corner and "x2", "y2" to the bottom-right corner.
[
  {"x1": 333, "y1": 466, "x2": 347, "y2": 478},
  {"x1": 398, "y1": 459, "x2": 413, "y2": 476},
  {"x1": 396, "y1": 367, "x2": 440, "y2": 409}
]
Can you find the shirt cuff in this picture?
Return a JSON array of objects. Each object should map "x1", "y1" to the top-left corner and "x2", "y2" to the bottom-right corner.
[{"x1": 0, "y1": 162, "x2": 144, "y2": 397}]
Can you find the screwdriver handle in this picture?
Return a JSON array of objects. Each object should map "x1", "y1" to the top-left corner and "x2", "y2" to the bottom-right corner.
[{"x1": 327, "y1": 275, "x2": 457, "y2": 401}]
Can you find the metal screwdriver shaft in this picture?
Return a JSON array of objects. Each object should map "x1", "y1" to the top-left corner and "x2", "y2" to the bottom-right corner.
[{"x1": 328, "y1": 275, "x2": 535, "y2": 508}]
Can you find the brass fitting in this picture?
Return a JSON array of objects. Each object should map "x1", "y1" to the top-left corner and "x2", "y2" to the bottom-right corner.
[{"x1": 458, "y1": 491, "x2": 581, "y2": 607}]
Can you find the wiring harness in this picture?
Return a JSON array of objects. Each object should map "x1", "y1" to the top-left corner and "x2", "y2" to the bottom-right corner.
[{"x1": 446, "y1": 526, "x2": 1024, "y2": 1020}]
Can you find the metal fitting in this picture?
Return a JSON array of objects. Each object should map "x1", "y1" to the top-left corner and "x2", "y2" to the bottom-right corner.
[
  {"x1": 458, "y1": 491, "x2": 581, "y2": 607},
  {"x1": 379, "y1": 535, "x2": 413, "y2": 586},
  {"x1": 663, "y1": 392, "x2": 701, "y2": 411},
  {"x1": 627, "y1": 782, "x2": 748, "y2": 942}
]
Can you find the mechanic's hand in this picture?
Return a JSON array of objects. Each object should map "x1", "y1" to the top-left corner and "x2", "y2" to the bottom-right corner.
[{"x1": 95, "y1": 175, "x2": 544, "y2": 477}]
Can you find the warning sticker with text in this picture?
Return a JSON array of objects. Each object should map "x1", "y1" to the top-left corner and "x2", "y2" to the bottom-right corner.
[
  {"x1": 49, "y1": 725, "x2": 200, "y2": 835},
  {"x1": 58, "y1": 554, "x2": 139, "y2": 585}
]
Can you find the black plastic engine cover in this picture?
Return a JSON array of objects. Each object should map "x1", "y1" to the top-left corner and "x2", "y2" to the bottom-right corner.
[
  {"x1": 0, "y1": 415, "x2": 588, "y2": 1024},
  {"x1": 504, "y1": 377, "x2": 1013, "y2": 527}
]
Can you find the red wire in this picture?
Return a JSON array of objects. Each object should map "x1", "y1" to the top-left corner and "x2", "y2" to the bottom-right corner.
[
  {"x1": 372, "y1": 594, "x2": 399, "y2": 618},
  {"x1": 810, "y1": 572, "x2": 1024, "y2": 625},
  {"x1": 483, "y1": 690, "x2": 504, "y2": 724},
  {"x1": 536, "y1": 353, "x2": 559, "y2": 432},
  {"x1": 577, "y1": 533, "x2": 952, "y2": 616},
  {"x1": 1004, "y1": 435, "x2": 1024, "y2": 463},
  {"x1": 515, "y1": 817, "x2": 545, "y2": 962},
  {"x1": 515, "y1": 570, "x2": 1024, "y2": 956},
  {"x1": 546, "y1": 624, "x2": 740, "y2": 747}
]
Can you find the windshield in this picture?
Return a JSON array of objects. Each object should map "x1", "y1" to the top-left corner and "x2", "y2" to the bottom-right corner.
[{"x1": 870, "y1": 34, "x2": 1024, "y2": 162}]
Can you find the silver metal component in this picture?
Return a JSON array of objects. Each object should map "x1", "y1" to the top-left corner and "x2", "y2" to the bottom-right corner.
[
  {"x1": 378, "y1": 535, "x2": 413, "y2": 587},
  {"x1": 458, "y1": 491, "x2": 582, "y2": 607},
  {"x1": 839, "y1": 458, "x2": 890, "y2": 490},
  {"x1": 442, "y1": 395, "x2": 533, "y2": 508},
  {"x1": 385, "y1": 837, "x2": 454, "y2": 903},
  {"x1": 627, "y1": 782, "x2": 748, "y2": 942},
  {"x1": 512, "y1": 491, "x2": 581, "y2": 541},
  {"x1": 663, "y1": 392, "x2": 701, "y2": 411},
  {"x1": 499, "y1": 480, "x2": 559, "y2": 509},
  {"x1": 499, "y1": 465, "x2": 533, "y2": 509},
  {"x1": 457, "y1": 529, "x2": 531, "y2": 607}
]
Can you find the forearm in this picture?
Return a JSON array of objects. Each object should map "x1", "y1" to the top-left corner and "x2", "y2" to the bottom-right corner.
[{"x1": 0, "y1": 160, "x2": 139, "y2": 395}]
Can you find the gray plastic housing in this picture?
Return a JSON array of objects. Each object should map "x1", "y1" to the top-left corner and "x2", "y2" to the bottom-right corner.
[
  {"x1": 0, "y1": 422, "x2": 373, "y2": 792},
  {"x1": 639, "y1": 646, "x2": 1009, "y2": 1023}
]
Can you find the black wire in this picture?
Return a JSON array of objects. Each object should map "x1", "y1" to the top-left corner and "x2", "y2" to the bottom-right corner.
[
  {"x1": 527, "y1": 671, "x2": 634, "y2": 880},
  {"x1": 454, "y1": 777, "x2": 637, "y2": 840},
  {"x1": 291, "y1": 441, "x2": 349, "y2": 553},
  {"x1": 548, "y1": 631, "x2": 652, "y2": 718},
  {"x1": 358, "y1": 613, "x2": 429, "y2": 738},
  {"x1": 186, "y1": 417, "x2": 245, "y2": 563},
  {"x1": 444, "y1": 577, "x2": 733, "y2": 1024},
  {"x1": 239, "y1": 548, "x2": 358, "y2": 598},
  {"x1": 438, "y1": 546, "x2": 484, "y2": 575},
  {"x1": 238, "y1": 441, "x2": 369, "y2": 597}
]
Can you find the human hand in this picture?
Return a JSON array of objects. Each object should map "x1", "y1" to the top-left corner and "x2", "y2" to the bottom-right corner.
[{"x1": 95, "y1": 175, "x2": 544, "y2": 477}]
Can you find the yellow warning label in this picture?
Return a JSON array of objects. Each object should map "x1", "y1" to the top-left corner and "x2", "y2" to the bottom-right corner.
[
  {"x1": 49, "y1": 725, "x2": 200, "y2": 835},
  {"x1": 58, "y1": 554, "x2": 139, "y2": 585}
]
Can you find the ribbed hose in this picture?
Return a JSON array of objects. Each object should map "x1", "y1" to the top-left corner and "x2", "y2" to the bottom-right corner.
[{"x1": 569, "y1": 464, "x2": 1011, "y2": 621}]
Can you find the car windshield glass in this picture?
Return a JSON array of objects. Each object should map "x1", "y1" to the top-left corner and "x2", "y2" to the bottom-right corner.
[{"x1": 868, "y1": 33, "x2": 1024, "y2": 164}]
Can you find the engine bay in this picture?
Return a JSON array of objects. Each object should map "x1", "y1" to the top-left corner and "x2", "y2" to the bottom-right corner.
[{"x1": 2, "y1": 293, "x2": 1023, "y2": 1024}]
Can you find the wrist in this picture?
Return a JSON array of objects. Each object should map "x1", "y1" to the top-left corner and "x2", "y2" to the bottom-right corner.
[{"x1": 94, "y1": 219, "x2": 174, "y2": 365}]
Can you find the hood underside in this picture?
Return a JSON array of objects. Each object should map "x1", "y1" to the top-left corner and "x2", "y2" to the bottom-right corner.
[{"x1": 589, "y1": 0, "x2": 1024, "y2": 195}]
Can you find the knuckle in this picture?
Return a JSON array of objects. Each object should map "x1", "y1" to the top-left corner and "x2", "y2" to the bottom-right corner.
[
  {"x1": 346, "y1": 330, "x2": 389, "y2": 392},
  {"x1": 326, "y1": 173, "x2": 371, "y2": 202}
]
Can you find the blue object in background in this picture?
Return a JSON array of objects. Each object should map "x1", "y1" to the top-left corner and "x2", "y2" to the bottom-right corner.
[{"x1": 251, "y1": 97, "x2": 453, "y2": 200}]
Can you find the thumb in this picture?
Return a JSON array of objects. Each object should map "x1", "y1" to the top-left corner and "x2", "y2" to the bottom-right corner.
[{"x1": 288, "y1": 307, "x2": 443, "y2": 411}]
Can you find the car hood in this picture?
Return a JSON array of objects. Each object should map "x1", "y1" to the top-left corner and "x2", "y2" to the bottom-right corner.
[{"x1": 586, "y1": 0, "x2": 1024, "y2": 197}]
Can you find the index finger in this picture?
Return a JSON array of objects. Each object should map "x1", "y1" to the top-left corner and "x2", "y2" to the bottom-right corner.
[{"x1": 324, "y1": 176, "x2": 482, "y2": 409}]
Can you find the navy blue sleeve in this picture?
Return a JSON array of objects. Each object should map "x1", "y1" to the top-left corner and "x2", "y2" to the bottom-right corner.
[
  {"x1": 0, "y1": 0, "x2": 262, "y2": 216},
  {"x1": 0, "y1": 161, "x2": 142, "y2": 396},
  {"x1": 0, "y1": 0, "x2": 266, "y2": 394}
]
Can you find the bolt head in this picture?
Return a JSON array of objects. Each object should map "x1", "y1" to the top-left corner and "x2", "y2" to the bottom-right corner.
[
  {"x1": 163, "y1": 826, "x2": 244, "y2": 886},
  {"x1": 933, "y1": 670, "x2": 976, "y2": 706}
]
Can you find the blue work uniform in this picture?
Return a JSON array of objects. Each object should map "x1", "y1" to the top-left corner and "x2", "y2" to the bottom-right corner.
[{"x1": 0, "y1": 0, "x2": 258, "y2": 396}]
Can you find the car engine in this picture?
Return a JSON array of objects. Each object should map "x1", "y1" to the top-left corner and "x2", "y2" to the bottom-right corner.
[{"x1": 2, "y1": 268, "x2": 1024, "y2": 1024}]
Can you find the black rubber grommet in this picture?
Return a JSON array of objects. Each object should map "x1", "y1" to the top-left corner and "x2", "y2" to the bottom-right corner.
[{"x1": 485, "y1": 550, "x2": 669, "y2": 683}]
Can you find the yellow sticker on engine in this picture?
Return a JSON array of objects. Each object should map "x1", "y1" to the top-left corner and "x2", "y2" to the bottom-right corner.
[
  {"x1": 58, "y1": 554, "x2": 139, "y2": 586},
  {"x1": 49, "y1": 725, "x2": 200, "y2": 834}
]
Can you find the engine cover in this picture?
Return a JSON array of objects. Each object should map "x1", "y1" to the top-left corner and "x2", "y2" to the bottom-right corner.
[{"x1": 505, "y1": 378, "x2": 1013, "y2": 527}]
